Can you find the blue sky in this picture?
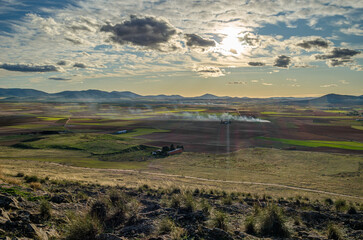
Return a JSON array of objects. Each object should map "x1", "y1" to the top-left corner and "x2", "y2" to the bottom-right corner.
[{"x1": 0, "y1": 0, "x2": 362, "y2": 97}]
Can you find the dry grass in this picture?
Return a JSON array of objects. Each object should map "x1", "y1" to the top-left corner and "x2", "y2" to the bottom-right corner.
[
  {"x1": 29, "y1": 182, "x2": 42, "y2": 190},
  {"x1": 0, "y1": 157, "x2": 361, "y2": 204}
]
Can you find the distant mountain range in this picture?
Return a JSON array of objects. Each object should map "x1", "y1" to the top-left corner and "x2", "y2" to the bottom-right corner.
[{"x1": 0, "y1": 88, "x2": 362, "y2": 106}]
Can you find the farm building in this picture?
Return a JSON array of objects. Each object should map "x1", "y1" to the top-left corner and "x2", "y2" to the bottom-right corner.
[{"x1": 167, "y1": 148, "x2": 183, "y2": 155}]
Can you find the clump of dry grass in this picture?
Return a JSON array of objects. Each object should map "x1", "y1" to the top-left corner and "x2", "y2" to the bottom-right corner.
[{"x1": 29, "y1": 182, "x2": 42, "y2": 190}]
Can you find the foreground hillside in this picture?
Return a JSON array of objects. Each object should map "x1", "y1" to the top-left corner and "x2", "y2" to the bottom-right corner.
[{"x1": 0, "y1": 168, "x2": 362, "y2": 240}]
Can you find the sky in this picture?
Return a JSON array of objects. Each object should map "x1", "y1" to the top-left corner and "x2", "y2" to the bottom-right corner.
[{"x1": 0, "y1": 0, "x2": 362, "y2": 97}]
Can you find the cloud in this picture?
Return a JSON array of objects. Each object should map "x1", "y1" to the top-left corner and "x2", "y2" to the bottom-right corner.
[
  {"x1": 100, "y1": 15, "x2": 178, "y2": 50},
  {"x1": 73, "y1": 63, "x2": 87, "y2": 68},
  {"x1": 194, "y1": 66, "x2": 225, "y2": 78},
  {"x1": 296, "y1": 38, "x2": 329, "y2": 49},
  {"x1": 185, "y1": 34, "x2": 215, "y2": 48},
  {"x1": 315, "y1": 48, "x2": 360, "y2": 60},
  {"x1": 340, "y1": 24, "x2": 363, "y2": 36},
  {"x1": 339, "y1": 80, "x2": 349, "y2": 84},
  {"x1": 320, "y1": 84, "x2": 337, "y2": 88},
  {"x1": 248, "y1": 62, "x2": 265, "y2": 66},
  {"x1": 57, "y1": 60, "x2": 68, "y2": 66},
  {"x1": 0, "y1": 63, "x2": 59, "y2": 72},
  {"x1": 315, "y1": 48, "x2": 360, "y2": 67},
  {"x1": 48, "y1": 77, "x2": 71, "y2": 81},
  {"x1": 286, "y1": 78, "x2": 297, "y2": 82},
  {"x1": 273, "y1": 55, "x2": 291, "y2": 68},
  {"x1": 262, "y1": 82, "x2": 273, "y2": 86}
]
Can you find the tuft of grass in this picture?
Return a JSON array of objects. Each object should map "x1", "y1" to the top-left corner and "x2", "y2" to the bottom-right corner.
[
  {"x1": 244, "y1": 216, "x2": 256, "y2": 235},
  {"x1": 347, "y1": 205, "x2": 357, "y2": 214},
  {"x1": 24, "y1": 175, "x2": 39, "y2": 183},
  {"x1": 200, "y1": 199, "x2": 211, "y2": 215},
  {"x1": 259, "y1": 205, "x2": 290, "y2": 238},
  {"x1": 29, "y1": 182, "x2": 42, "y2": 190},
  {"x1": 65, "y1": 214, "x2": 102, "y2": 240},
  {"x1": 40, "y1": 199, "x2": 52, "y2": 221},
  {"x1": 325, "y1": 198, "x2": 334, "y2": 205},
  {"x1": 158, "y1": 217, "x2": 175, "y2": 235},
  {"x1": 327, "y1": 224, "x2": 345, "y2": 240},
  {"x1": 335, "y1": 199, "x2": 347, "y2": 212},
  {"x1": 171, "y1": 226, "x2": 188, "y2": 240},
  {"x1": 89, "y1": 200, "x2": 108, "y2": 222},
  {"x1": 212, "y1": 211, "x2": 228, "y2": 231}
]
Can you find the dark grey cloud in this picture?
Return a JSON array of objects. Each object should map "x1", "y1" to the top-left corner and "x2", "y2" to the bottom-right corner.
[
  {"x1": 48, "y1": 77, "x2": 71, "y2": 81},
  {"x1": 185, "y1": 34, "x2": 215, "y2": 47},
  {"x1": 73, "y1": 63, "x2": 87, "y2": 68},
  {"x1": 315, "y1": 48, "x2": 360, "y2": 67},
  {"x1": 100, "y1": 15, "x2": 177, "y2": 49},
  {"x1": 57, "y1": 60, "x2": 68, "y2": 66},
  {"x1": 0, "y1": 63, "x2": 58, "y2": 72},
  {"x1": 273, "y1": 55, "x2": 291, "y2": 68},
  {"x1": 329, "y1": 59, "x2": 353, "y2": 66},
  {"x1": 248, "y1": 62, "x2": 265, "y2": 66},
  {"x1": 315, "y1": 48, "x2": 360, "y2": 60},
  {"x1": 297, "y1": 38, "x2": 329, "y2": 49}
]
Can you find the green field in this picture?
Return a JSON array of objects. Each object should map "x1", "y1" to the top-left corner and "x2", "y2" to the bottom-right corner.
[{"x1": 259, "y1": 137, "x2": 363, "y2": 150}]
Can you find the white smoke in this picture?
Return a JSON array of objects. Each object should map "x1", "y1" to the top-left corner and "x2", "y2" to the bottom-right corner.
[{"x1": 179, "y1": 112, "x2": 270, "y2": 123}]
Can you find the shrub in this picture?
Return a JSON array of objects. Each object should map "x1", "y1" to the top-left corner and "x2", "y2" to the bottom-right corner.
[
  {"x1": 259, "y1": 205, "x2": 289, "y2": 238},
  {"x1": 40, "y1": 200, "x2": 52, "y2": 220},
  {"x1": 327, "y1": 224, "x2": 345, "y2": 240},
  {"x1": 335, "y1": 199, "x2": 347, "y2": 211},
  {"x1": 212, "y1": 211, "x2": 228, "y2": 231},
  {"x1": 89, "y1": 200, "x2": 108, "y2": 222},
  {"x1": 65, "y1": 215, "x2": 102, "y2": 240}
]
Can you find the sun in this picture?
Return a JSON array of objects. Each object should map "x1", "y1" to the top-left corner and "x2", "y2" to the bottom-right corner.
[{"x1": 216, "y1": 27, "x2": 247, "y2": 55}]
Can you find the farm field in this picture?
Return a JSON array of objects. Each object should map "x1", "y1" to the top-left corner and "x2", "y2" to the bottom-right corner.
[{"x1": 0, "y1": 101, "x2": 362, "y2": 200}]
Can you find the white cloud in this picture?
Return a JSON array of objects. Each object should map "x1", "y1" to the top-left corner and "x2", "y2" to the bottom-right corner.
[{"x1": 320, "y1": 84, "x2": 338, "y2": 88}]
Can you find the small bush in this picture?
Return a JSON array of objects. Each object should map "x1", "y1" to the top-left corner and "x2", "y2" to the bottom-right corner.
[
  {"x1": 40, "y1": 200, "x2": 52, "y2": 220},
  {"x1": 335, "y1": 199, "x2": 347, "y2": 211},
  {"x1": 65, "y1": 215, "x2": 102, "y2": 240},
  {"x1": 89, "y1": 200, "x2": 108, "y2": 222},
  {"x1": 158, "y1": 217, "x2": 175, "y2": 234},
  {"x1": 24, "y1": 175, "x2": 39, "y2": 183},
  {"x1": 212, "y1": 211, "x2": 228, "y2": 231},
  {"x1": 327, "y1": 224, "x2": 345, "y2": 240},
  {"x1": 259, "y1": 205, "x2": 289, "y2": 238}
]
